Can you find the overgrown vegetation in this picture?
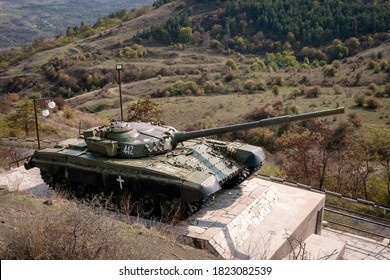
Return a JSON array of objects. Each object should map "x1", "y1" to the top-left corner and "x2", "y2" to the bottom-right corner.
[
  {"x1": 0, "y1": 191, "x2": 216, "y2": 260},
  {"x1": 1, "y1": 198, "x2": 132, "y2": 259}
]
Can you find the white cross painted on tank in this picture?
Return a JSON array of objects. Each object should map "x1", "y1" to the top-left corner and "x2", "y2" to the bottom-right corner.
[{"x1": 117, "y1": 175, "x2": 124, "y2": 189}]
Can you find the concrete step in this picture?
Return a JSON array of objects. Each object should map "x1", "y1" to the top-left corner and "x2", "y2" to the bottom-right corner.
[{"x1": 284, "y1": 233, "x2": 346, "y2": 260}]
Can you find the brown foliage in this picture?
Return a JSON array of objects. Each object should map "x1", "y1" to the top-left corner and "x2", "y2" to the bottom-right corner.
[{"x1": 127, "y1": 99, "x2": 162, "y2": 123}]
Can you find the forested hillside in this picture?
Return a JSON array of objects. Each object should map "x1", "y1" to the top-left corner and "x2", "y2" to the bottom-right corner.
[{"x1": 140, "y1": 0, "x2": 390, "y2": 61}]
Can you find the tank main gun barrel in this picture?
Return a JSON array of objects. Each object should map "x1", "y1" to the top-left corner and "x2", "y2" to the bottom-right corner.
[{"x1": 174, "y1": 107, "x2": 345, "y2": 142}]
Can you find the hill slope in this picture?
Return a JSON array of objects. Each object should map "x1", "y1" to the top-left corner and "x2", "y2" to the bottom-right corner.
[{"x1": 0, "y1": 188, "x2": 218, "y2": 259}]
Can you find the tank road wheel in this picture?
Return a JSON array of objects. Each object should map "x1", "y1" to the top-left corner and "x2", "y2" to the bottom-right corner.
[
  {"x1": 135, "y1": 192, "x2": 158, "y2": 218},
  {"x1": 40, "y1": 170, "x2": 54, "y2": 188},
  {"x1": 240, "y1": 168, "x2": 251, "y2": 181},
  {"x1": 185, "y1": 200, "x2": 202, "y2": 217},
  {"x1": 238, "y1": 166, "x2": 261, "y2": 183}
]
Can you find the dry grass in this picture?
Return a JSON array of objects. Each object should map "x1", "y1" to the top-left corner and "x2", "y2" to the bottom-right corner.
[
  {"x1": 1, "y1": 194, "x2": 134, "y2": 259},
  {"x1": 0, "y1": 190, "x2": 217, "y2": 260}
]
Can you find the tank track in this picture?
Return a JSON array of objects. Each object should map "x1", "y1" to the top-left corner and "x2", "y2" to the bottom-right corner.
[{"x1": 40, "y1": 165, "x2": 260, "y2": 222}]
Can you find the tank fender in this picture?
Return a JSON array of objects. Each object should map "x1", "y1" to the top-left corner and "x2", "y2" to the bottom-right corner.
[
  {"x1": 181, "y1": 172, "x2": 221, "y2": 202},
  {"x1": 24, "y1": 151, "x2": 38, "y2": 170},
  {"x1": 24, "y1": 159, "x2": 34, "y2": 170},
  {"x1": 231, "y1": 144, "x2": 266, "y2": 168}
]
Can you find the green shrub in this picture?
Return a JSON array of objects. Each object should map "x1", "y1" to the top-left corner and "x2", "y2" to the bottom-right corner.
[
  {"x1": 244, "y1": 80, "x2": 256, "y2": 93},
  {"x1": 226, "y1": 59, "x2": 238, "y2": 70},
  {"x1": 179, "y1": 27, "x2": 192, "y2": 44},
  {"x1": 119, "y1": 44, "x2": 146, "y2": 59},
  {"x1": 257, "y1": 79, "x2": 266, "y2": 91},
  {"x1": 272, "y1": 85, "x2": 279, "y2": 96},
  {"x1": 165, "y1": 80, "x2": 198, "y2": 96},
  {"x1": 250, "y1": 59, "x2": 266, "y2": 72}
]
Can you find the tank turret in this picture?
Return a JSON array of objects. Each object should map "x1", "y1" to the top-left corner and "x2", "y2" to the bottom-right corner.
[
  {"x1": 24, "y1": 107, "x2": 345, "y2": 219},
  {"x1": 83, "y1": 107, "x2": 345, "y2": 158}
]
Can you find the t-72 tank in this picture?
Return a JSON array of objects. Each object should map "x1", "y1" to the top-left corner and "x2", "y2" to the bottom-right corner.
[{"x1": 25, "y1": 107, "x2": 344, "y2": 219}]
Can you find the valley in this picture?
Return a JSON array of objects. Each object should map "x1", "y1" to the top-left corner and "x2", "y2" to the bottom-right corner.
[{"x1": 0, "y1": 0, "x2": 154, "y2": 50}]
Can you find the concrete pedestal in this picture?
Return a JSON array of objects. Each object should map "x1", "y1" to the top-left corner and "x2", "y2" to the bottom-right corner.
[{"x1": 181, "y1": 178, "x2": 335, "y2": 260}]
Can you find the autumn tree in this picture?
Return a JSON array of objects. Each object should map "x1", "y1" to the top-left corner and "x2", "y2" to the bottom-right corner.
[
  {"x1": 276, "y1": 119, "x2": 352, "y2": 190},
  {"x1": 352, "y1": 125, "x2": 390, "y2": 202},
  {"x1": 276, "y1": 126, "x2": 319, "y2": 185},
  {"x1": 5, "y1": 100, "x2": 35, "y2": 137},
  {"x1": 311, "y1": 120, "x2": 352, "y2": 189},
  {"x1": 0, "y1": 94, "x2": 13, "y2": 114},
  {"x1": 179, "y1": 27, "x2": 192, "y2": 44},
  {"x1": 347, "y1": 126, "x2": 384, "y2": 200},
  {"x1": 127, "y1": 99, "x2": 162, "y2": 123}
]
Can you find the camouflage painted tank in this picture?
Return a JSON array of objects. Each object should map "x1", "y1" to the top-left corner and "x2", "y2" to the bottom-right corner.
[{"x1": 25, "y1": 107, "x2": 344, "y2": 219}]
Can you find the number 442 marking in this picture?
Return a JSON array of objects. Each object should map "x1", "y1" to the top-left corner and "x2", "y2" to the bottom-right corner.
[{"x1": 123, "y1": 145, "x2": 134, "y2": 155}]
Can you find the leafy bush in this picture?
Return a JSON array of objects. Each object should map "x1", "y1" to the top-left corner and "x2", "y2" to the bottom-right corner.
[
  {"x1": 384, "y1": 83, "x2": 390, "y2": 96},
  {"x1": 257, "y1": 79, "x2": 266, "y2": 91},
  {"x1": 250, "y1": 59, "x2": 266, "y2": 72},
  {"x1": 225, "y1": 59, "x2": 238, "y2": 70},
  {"x1": 179, "y1": 27, "x2": 192, "y2": 44},
  {"x1": 265, "y1": 51, "x2": 299, "y2": 69},
  {"x1": 119, "y1": 44, "x2": 147, "y2": 59},
  {"x1": 347, "y1": 112, "x2": 363, "y2": 128},
  {"x1": 272, "y1": 85, "x2": 279, "y2": 96},
  {"x1": 368, "y1": 60, "x2": 378, "y2": 70},
  {"x1": 365, "y1": 98, "x2": 382, "y2": 110},
  {"x1": 63, "y1": 106, "x2": 74, "y2": 119},
  {"x1": 354, "y1": 95, "x2": 366, "y2": 107},
  {"x1": 246, "y1": 104, "x2": 279, "y2": 121},
  {"x1": 306, "y1": 85, "x2": 322, "y2": 98},
  {"x1": 323, "y1": 66, "x2": 336, "y2": 77},
  {"x1": 164, "y1": 80, "x2": 198, "y2": 96},
  {"x1": 244, "y1": 80, "x2": 256, "y2": 93},
  {"x1": 329, "y1": 44, "x2": 349, "y2": 60},
  {"x1": 245, "y1": 128, "x2": 276, "y2": 151},
  {"x1": 203, "y1": 80, "x2": 227, "y2": 94},
  {"x1": 127, "y1": 99, "x2": 162, "y2": 123},
  {"x1": 272, "y1": 75, "x2": 284, "y2": 86},
  {"x1": 224, "y1": 73, "x2": 236, "y2": 83},
  {"x1": 368, "y1": 83, "x2": 379, "y2": 93}
]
